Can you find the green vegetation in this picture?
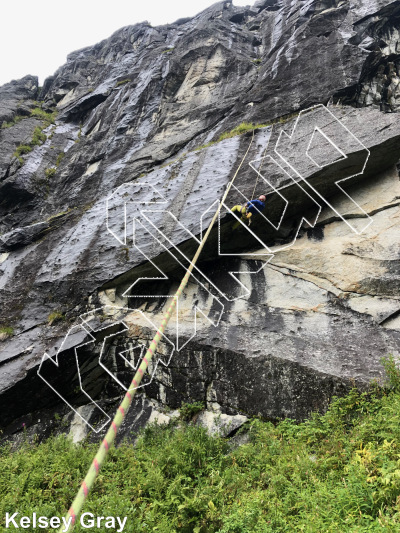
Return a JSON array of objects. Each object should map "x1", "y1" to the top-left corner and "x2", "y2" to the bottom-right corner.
[
  {"x1": 115, "y1": 79, "x2": 131, "y2": 87},
  {"x1": 30, "y1": 107, "x2": 56, "y2": 127},
  {"x1": 2, "y1": 357, "x2": 400, "y2": 531},
  {"x1": 217, "y1": 122, "x2": 269, "y2": 142},
  {"x1": 1, "y1": 105, "x2": 56, "y2": 132},
  {"x1": 162, "y1": 47, "x2": 175, "y2": 54},
  {"x1": 75, "y1": 125, "x2": 83, "y2": 143},
  {"x1": 31, "y1": 126, "x2": 47, "y2": 146},
  {"x1": 160, "y1": 112, "x2": 302, "y2": 169},
  {"x1": 381, "y1": 354, "x2": 400, "y2": 392},
  {"x1": 214, "y1": 112, "x2": 302, "y2": 145},
  {"x1": 48, "y1": 129, "x2": 55, "y2": 141},
  {"x1": 0, "y1": 326, "x2": 14, "y2": 341},
  {"x1": 193, "y1": 141, "x2": 215, "y2": 152},
  {"x1": 47, "y1": 311, "x2": 65, "y2": 326},
  {"x1": 13, "y1": 144, "x2": 33, "y2": 162},
  {"x1": 252, "y1": 58, "x2": 262, "y2": 64},
  {"x1": 1, "y1": 115, "x2": 25, "y2": 129},
  {"x1": 46, "y1": 208, "x2": 74, "y2": 223},
  {"x1": 44, "y1": 167, "x2": 56, "y2": 179},
  {"x1": 13, "y1": 106, "x2": 57, "y2": 164},
  {"x1": 56, "y1": 152, "x2": 65, "y2": 166},
  {"x1": 160, "y1": 154, "x2": 187, "y2": 169},
  {"x1": 13, "y1": 125, "x2": 47, "y2": 162},
  {"x1": 163, "y1": 121, "x2": 271, "y2": 163},
  {"x1": 179, "y1": 401, "x2": 205, "y2": 421},
  {"x1": 12, "y1": 126, "x2": 47, "y2": 161}
]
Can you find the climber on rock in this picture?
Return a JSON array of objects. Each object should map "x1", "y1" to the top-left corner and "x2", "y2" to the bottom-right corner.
[{"x1": 231, "y1": 195, "x2": 266, "y2": 227}]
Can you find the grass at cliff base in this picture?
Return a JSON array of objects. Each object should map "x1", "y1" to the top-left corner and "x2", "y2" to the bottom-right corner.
[{"x1": 2, "y1": 362, "x2": 400, "y2": 531}]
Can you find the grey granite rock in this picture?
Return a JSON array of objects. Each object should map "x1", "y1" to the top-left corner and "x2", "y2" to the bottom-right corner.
[{"x1": 1, "y1": 0, "x2": 400, "y2": 443}]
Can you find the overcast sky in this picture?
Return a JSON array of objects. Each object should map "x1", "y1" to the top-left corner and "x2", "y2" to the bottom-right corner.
[{"x1": 0, "y1": 0, "x2": 251, "y2": 87}]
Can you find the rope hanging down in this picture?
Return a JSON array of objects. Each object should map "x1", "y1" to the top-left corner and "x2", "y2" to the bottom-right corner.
[{"x1": 58, "y1": 130, "x2": 256, "y2": 532}]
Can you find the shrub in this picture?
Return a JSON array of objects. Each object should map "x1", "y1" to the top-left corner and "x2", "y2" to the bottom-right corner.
[
  {"x1": 1, "y1": 115, "x2": 25, "y2": 129},
  {"x1": 31, "y1": 126, "x2": 47, "y2": 146},
  {"x1": 45, "y1": 167, "x2": 56, "y2": 179},
  {"x1": 13, "y1": 145, "x2": 32, "y2": 160},
  {"x1": 30, "y1": 107, "x2": 56, "y2": 126},
  {"x1": 191, "y1": 123, "x2": 269, "y2": 155},
  {"x1": 381, "y1": 354, "x2": 400, "y2": 392},
  {"x1": 13, "y1": 124, "x2": 48, "y2": 164},
  {"x1": 115, "y1": 79, "x2": 131, "y2": 87},
  {"x1": 0, "y1": 326, "x2": 13, "y2": 341},
  {"x1": 4, "y1": 385, "x2": 400, "y2": 530},
  {"x1": 47, "y1": 311, "x2": 65, "y2": 326},
  {"x1": 75, "y1": 126, "x2": 83, "y2": 143},
  {"x1": 215, "y1": 112, "x2": 304, "y2": 146},
  {"x1": 179, "y1": 401, "x2": 205, "y2": 421},
  {"x1": 56, "y1": 152, "x2": 65, "y2": 166}
]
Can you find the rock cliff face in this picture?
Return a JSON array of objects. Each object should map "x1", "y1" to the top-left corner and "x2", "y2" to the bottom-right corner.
[{"x1": 1, "y1": 0, "x2": 400, "y2": 443}]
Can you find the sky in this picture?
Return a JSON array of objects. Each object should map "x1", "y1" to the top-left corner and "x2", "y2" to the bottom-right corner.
[{"x1": 0, "y1": 0, "x2": 252, "y2": 87}]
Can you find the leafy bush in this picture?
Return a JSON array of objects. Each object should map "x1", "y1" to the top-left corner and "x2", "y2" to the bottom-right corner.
[
  {"x1": 1, "y1": 115, "x2": 25, "y2": 129},
  {"x1": 56, "y1": 152, "x2": 65, "y2": 166},
  {"x1": 165, "y1": 112, "x2": 302, "y2": 161},
  {"x1": 3, "y1": 370, "x2": 400, "y2": 531},
  {"x1": 215, "y1": 112, "x2": 303, "y2": 146},
  {"x1": 13, "y1": 125, "x2": 48, "y2": 164},
  {"x1": 115, "y1": 79, "x2": 131, "y2": 87},
  {"x1": 13, "y1": 145, "x2": 32, "y2": 158},
  {"x1": 190, "y1": 123, "x2": 269, "y2": 155},
  {"x1": 381, "y1": 354, "x2": 400, "y2": 392},
  {"x1": 45, "y1": 167, "x2": 56, "y2": 179},
  {"x1": 47, "y1": 311, "x2": 65, "y2": 325},
  {"x1": 31, "y1": 126, "x2": 47, "y2": 146},
  {"x1": 13, "y1": 144, "x2": 33, "y2": 164},
  {"x1": 0, "y1": 326, "x2": 14, "y2": 341},
  {"x1": 30, "y1": 107, "x2": 56, "y2": 127},
  {"x1": 179, "y1": 401, "x2": 205, "y2": 421}
]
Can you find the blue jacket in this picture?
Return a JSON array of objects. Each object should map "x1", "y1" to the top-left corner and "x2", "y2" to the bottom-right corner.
[{"x1": 246, "y1": 199, "x2": 265, "y2": 215}]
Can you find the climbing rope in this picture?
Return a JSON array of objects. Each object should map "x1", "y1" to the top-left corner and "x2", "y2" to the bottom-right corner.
[
  {"x1": 59, "y1": 106, "x2": 358, "y2": 531},
  {"x1": 250, "y1": 148, "x2": 262, "y2": 201},
  {"x1": 58, "y1": 130, "x2": 255, "y2": 532},
  {"x1": 249, "y1": 123, "x2": 274, "y2": 204}
]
